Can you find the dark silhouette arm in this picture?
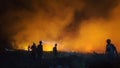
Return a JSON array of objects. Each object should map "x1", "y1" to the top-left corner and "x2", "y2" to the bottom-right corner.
[
  {"x1": 105, "y1": 45, "x2": 108, "y2": 54},
  {"x1": 112, "y1": 44, "x2": 118, "y2": 57}
]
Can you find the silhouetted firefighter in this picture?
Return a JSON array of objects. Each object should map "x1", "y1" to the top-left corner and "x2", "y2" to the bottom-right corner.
[
  {"x1": 105, "y1": 39, "x2": 118, "y2": 59},
  {"x1": 31, "y1": 42, "x2": 37, "y2": 59},
  {"x1": 37, "y1": 41, "x2": 43, "y2": 58},
  {"x1": 53, "y1": 43, "x2": 58, "y2": 57}
]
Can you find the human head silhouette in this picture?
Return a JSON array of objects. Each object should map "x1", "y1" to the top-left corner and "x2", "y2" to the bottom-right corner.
[
  {"x1": 33, "y1": 42, "x2": 36, "y2": 45},
  {"x1": 106, "y1": 39, "x2": 111, "y2": 44},
  {"x1": 39, "y1": 41, "x2": 42, "y2": 45},
  {"x1": 55, "y1": 43, "x2": 57, "y2": 47}
]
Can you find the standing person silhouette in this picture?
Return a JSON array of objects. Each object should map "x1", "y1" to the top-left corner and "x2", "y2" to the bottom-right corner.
[
  {"x1": 31, "y1": 42, "x2": 37, "y2": 59},
  {"x1": 53, "y1": 43, "x2": 58, "y2": 57},
  {"x1": 105, "y1": 39, "x2": 118, "y2": 59},
  {"x1": 37, "y1": 41, "x2": 43, "y2": 59}
]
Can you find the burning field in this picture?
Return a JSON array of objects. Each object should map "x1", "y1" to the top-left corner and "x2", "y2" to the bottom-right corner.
[{"x1": 0, "y1": 0, "x2": 120, "y2": 53}]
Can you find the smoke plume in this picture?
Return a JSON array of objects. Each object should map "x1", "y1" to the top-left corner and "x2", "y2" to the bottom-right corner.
[{"x1": 0, "y1": 0, "x2": 120, "y2": 53}]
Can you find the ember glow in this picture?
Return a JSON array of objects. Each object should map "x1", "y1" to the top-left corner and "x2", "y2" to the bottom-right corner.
[{"x1": 0, "y1": 0, "x2": 120, "y2": 53}]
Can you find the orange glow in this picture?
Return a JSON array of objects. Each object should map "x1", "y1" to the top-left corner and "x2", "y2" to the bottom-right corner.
[
  {"x1": 16, "y1": 42, "x2": 29, "y2": 50},
  {"x1": 12, "y1": 1, "x2": 120, "y2": 53},
  {"x1": 16, "y1": 42, "x2": 54, "y2": 51},
  {"x1": 43, "y1": 44, "x2": 53, "y2": 51}
]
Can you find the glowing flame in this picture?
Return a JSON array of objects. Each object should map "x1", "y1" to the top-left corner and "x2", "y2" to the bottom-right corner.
[
  {"x1": 43, "y1": 44, "x2": 53, "y2": 51},
  {"x1": 17, "y1": 41, "x2": 55, "y2": 51},
  {"x1": 15, "y1": 42, "x2": 29, "y2": 50}
]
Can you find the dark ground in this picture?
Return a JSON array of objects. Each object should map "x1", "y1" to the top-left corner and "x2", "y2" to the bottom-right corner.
[{"x1": 0, "y1": 50, "x2": 120, "y2": 68}]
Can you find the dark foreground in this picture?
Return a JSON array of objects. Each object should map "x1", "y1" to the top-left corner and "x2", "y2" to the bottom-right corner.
[{"x1": 0, "y1": 50, "x2": 120, "y2": 68}]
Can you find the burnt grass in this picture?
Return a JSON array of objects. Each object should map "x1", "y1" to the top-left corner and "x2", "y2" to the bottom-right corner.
[{"x1": 0, "y1": 50, "x2": 120, "y2": 68}]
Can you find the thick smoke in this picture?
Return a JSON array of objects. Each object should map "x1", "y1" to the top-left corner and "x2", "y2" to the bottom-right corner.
[
  {"x1": 0, "y1": 0, "x2": 35, "y2": 50},
  {"x1": 0, "y1": 0, "x2": 119, "y2": 52},
  {"x1": 63, "y1": 0, "x2": 117, "y2": 37}
]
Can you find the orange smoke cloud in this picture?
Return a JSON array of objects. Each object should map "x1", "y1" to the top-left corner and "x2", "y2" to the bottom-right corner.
[{"x1": 10, "y1": 0, "x2": 120, "y2": 53}]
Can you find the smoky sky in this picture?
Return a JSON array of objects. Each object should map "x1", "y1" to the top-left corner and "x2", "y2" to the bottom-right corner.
[
  {"x1": 0, "y1": 0, "x2": 119, "y2": 50},
  {"x1": 64, "y1": 0, "x2": 118, "y2": 37}
]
